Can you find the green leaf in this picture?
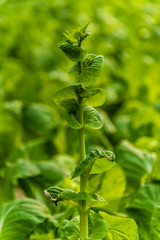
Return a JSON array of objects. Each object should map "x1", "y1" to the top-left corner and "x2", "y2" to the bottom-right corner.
[
  {"x1": 72, "y1": 149, "x2": 115, "y2": 179},
  {"x1": 84, "y1": 88, "x2": 107, "y2": 107},
  {"x1": 60, "y1": 43, "x2": 85, "y2": 62},
  {"x1": 83, "y1": 106, "x2": 103, "y2": 129},
  {"x1": 53, "y1": 84, "x2": 82, "y2": 107},
  {"x1": 44, "y1": 186, "x2": 105, "y2": 205},
  {"x1": 116, "y1": 140, "x2": 156, "y2": 182},
  {"x1": 65, "y1": 104, "x2": 83, "y2": 129},
  {"x1": 100, "y1": 212, "x2": 139, "y2": 240},
  {"x1": 0, "y1": 198, "x2": 56, "y2": 240},
  {"x1": 78, "y1": 54, "x2": 104, "y2": 87}
]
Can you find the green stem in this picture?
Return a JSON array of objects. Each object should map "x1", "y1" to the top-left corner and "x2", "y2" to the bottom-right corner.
[
  {"x1": 78, "y1": 99, "x2": 88, "y2": 239},
  {"x1": 78, "y1": 39, "x2": 88, "y2": 238}
]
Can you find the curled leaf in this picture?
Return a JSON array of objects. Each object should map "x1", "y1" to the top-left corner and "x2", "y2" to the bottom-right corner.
[
  {"x1": 44, "y1": 186, "x2": 105, "y2": 206},
  {"x1": 60, "y1": 43, "x2": 86, "y2": 62},
  {"x1": 71, "y1": 149, "x2": 115, "y2": 179}
]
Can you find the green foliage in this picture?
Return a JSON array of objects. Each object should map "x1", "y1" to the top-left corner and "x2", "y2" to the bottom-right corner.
[
  {"x1": 116, "y1": 140, "x2": 156, "y2": 182},
  {"x1": 1, "y1": 0, "x2": 160, "y2": 238},
  {"x1": 61, "y1": 212, "x2": 108, "y2": 240},
  {"x1": 128, "y1": 183, "x2": 160, "y2": 240},
  {"x1": 23, "y1": 103, "x2": 58, "y2": 136},
  {"x1": 0, "y1": 199, "x2": 56, "y2": 240}
]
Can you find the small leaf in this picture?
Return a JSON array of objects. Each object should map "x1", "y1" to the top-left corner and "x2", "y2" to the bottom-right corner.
[
  {"x1": 71, "y1": 149, "x2": 115, "y2": 179},
  {"x1": 65, "y1": 104, "x2": 83, "y2": 129},
  {"x1": 83, "y1": 20, "x2": 91, "y2": 33},
  {"x1": 84, "y1": 88, "x2": 107, "y2": 107},
  {"x1": 78, "y1": 55, "x2": 104, "y2": 87},
  {"x1": 100, "y1": 212, "x2": 139, "y2": 240},
  {"x1": 60, "y1": 43, "x2": 85, "y2": 62},
  {"x1": 53, "y1": 84, "x2": 82, "y2": 107},
  {"x1": 44, "y1": 186, "x2": 105, "y2": 206},
  {"x1": 83, "y1": 106, "x2": 103, "y2": 129}
]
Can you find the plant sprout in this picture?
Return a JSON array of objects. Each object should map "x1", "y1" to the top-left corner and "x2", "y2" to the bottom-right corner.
[{"x1": 44, "y1": 22, "x2": 139, "y2": 240}]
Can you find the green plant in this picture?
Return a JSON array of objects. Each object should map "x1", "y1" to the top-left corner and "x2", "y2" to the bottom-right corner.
[{"x1": 44, "y1": 23, "x2": 139, "y2": 240}]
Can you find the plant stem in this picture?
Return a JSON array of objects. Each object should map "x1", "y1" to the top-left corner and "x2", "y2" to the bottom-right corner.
[
  {"x1": 78, "y1": 99, "x2": 88, "y2": 239},
  {"x1": 78, "y1": 39, "x2": 88, "y2": 238}
]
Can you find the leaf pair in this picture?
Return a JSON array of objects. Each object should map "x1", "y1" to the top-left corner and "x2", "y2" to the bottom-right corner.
[
  {"x1": 71, "y1": 149, "x2": 115, "y2": 179},
  {"x1": 44, "y1": 186, "x2": 105, "y2": 208},
  {"x1": 66, "y1": 104, "x2": 103, "y2": 129},
  {"x1": 60, "y1": 211, "x2": 139, "y2": 240},
  {"x1": 53, "y1": 84, "x2": 107, "y2": 107}
]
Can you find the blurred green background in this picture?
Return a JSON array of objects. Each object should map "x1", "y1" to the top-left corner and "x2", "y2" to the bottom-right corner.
[{"x1": 0, "y1": 0, "x2": 160, "y2": 239}]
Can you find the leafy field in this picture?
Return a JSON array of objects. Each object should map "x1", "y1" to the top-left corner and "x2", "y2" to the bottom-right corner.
[{"x1": 0, "y1": 0, "x2": 160, "y2": 239}]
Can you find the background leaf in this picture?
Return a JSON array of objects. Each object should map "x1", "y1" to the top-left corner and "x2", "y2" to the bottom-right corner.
[
  {"x1": 128, "y1": 183, "x2": 160, "y2": 240},
  {"x1": 100, "y1": 212, "x2": 139, "y2": 240},
  {"x1": 116, "y1": 140, "x2": 156, "y2": 183},
  {"x1": 0, "y1": 198, "x2": 56, "y2": 240}
]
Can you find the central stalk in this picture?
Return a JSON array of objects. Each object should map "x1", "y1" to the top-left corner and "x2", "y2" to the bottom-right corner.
[{"x1": 78, "y1": 99, "x2": 88, "y2": 239}]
